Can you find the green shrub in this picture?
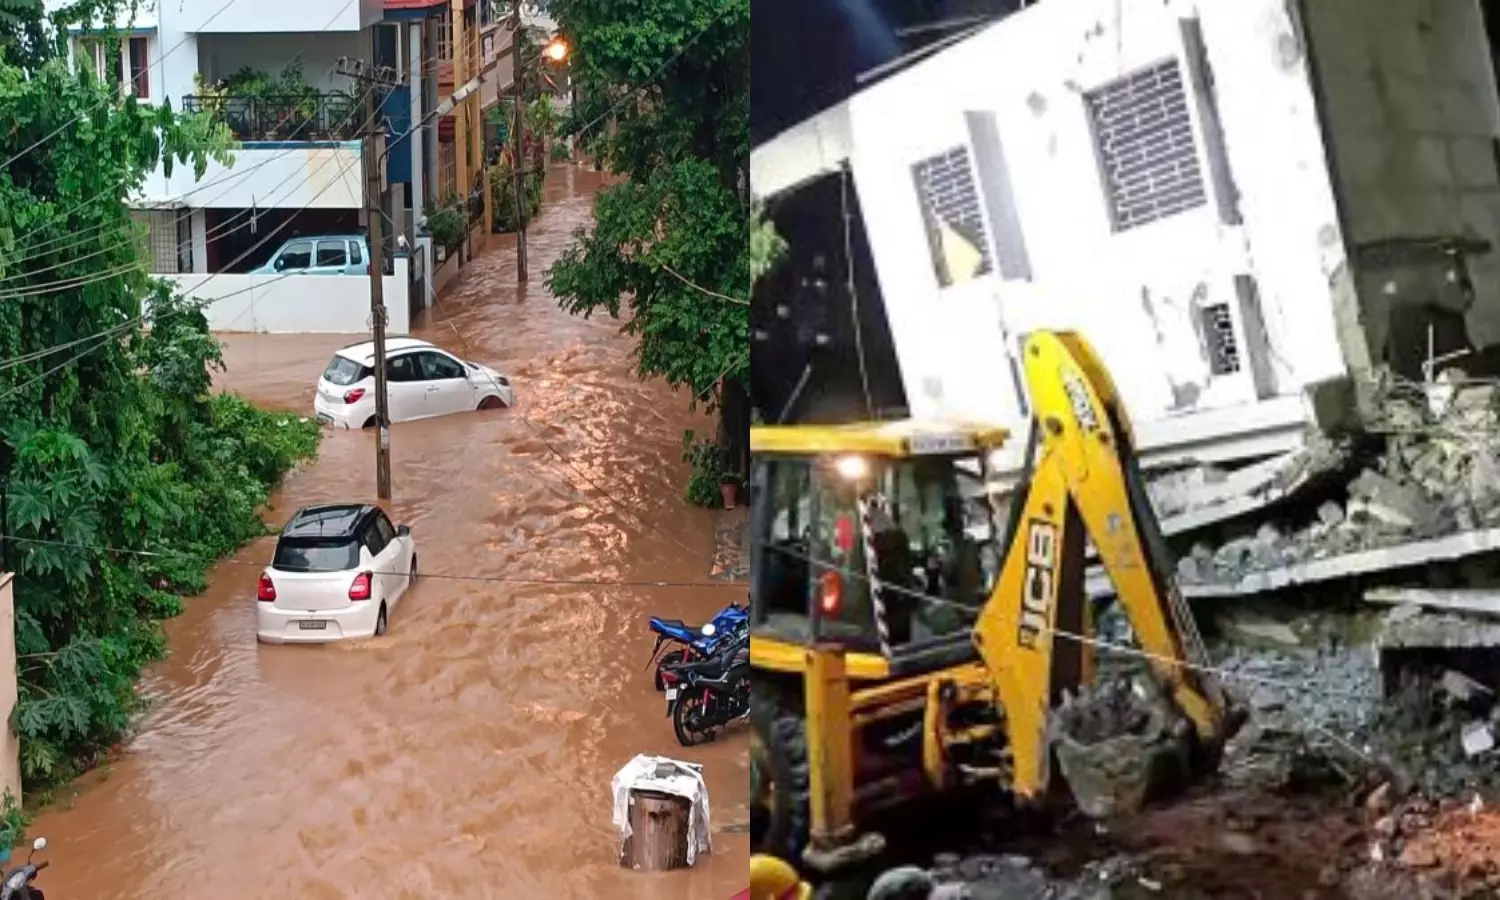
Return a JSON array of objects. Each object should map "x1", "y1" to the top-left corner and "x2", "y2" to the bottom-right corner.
[
  {"x1": 682, "y1": 432, "x2": 727, "y2": 508},
  {"x1": 424, "y1": 199, "x2": 468, "y2": 251}
]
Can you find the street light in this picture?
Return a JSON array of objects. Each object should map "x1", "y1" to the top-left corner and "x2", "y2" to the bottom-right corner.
[{"x1": 544, "y1": 38, "x2": 568, "y2": 63}]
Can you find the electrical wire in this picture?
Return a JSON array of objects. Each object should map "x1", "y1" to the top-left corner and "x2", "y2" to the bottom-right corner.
[
  {"x1": 0, "y1": 103, "x2": 382, "y2": 387},
  {"x1": 2, "y1": 9, "x2": 714, "y2": 371},
  {"x1": 0, "y1": 535, "x2": 740, "y2": 589},
  {"x1": 0, "y1": 53, "x2": 455, "y2": 275},
  {"x1": 0, "y1": 76, "x2": 391, "y2": 284},
  {"x1": 567, "y1": 7, "x2": 732, "y2": 143},
  {"x1": 0, "y1": 45, "x2": 472, "y2": 311}
]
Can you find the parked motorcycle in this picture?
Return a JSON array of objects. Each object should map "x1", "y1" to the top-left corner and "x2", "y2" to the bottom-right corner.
[
  {"x1": 1, "y1": 837, "x2": 49, "y2": 900},
  {"x1": 662, "y1": 627, "x2": 749, "y2": 747},
  {"x1": 644, "y1": 600, "x2": 748, "y2": 691}
]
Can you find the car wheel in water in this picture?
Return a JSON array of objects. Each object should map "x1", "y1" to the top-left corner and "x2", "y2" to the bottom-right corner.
[
  {"x1": 362, "y1": 416, "x2": 378, "y2": 429},
  {"x1": 410, "y1": 555, "x2": 418, "y2": 585},
  {"x1": 375, "y1": 603, "x2": 388, "y2": 637},
  {"x1": 478, "y1": 395, "x2": 508, "y2": 410}
]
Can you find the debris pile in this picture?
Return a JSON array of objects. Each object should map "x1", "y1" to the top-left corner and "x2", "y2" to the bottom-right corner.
[
  {"x1": 1359, "y1": 790, "x2": 1500, "y2": 896},
  {"x1": 1173, "y1": 374, "x2": 1500, "y2": 586}
]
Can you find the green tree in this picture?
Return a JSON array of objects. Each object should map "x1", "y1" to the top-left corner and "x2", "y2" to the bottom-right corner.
[
  {"x1": 0, "y1": 3, "x2": 320, "y2": 790},
  {"x1": 545, "y1": 0, "x2": 750, "y2": 495}
]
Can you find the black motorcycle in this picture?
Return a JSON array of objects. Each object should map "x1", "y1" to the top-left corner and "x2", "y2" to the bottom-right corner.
[
  {"x1": 661, "y1": 627, "x2": 749, "y2": 747},
  {"x1": 1, "y1": 837, "x2": 49, "y2": 900}
]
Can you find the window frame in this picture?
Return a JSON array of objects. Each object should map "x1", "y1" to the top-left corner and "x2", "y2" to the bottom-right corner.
[
  {"x1": 276, "y1": 240, "x2": 314, "y2": 271},
  {"x1": 417, "y1": 350, "x2": 467, "y2": 381},
  {"x1": 361, "y1": 516, "x2": 390, "y2": 557},
  {"x1": 385, "y1": 352, "x2": 423, "y2": 383},
  {"x1": 315, "y1": 240, "x2": 349, "y2": 268},
  {"x1": 127, "y1": 36, "x2": 149, "y2": 98}
]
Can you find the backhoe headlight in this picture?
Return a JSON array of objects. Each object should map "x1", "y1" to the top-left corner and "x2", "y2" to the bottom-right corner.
[{"x1": 834, "y1": 455, "x2": 868, "y2": 481}]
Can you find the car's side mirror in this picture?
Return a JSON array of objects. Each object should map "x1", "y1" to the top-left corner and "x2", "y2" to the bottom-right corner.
[
  {"x1": 273, "y1": 257, "x2": 287, "y2": 271},
  {"x1": 396, "y1": 524, "x2": 411, "y2": 538}
]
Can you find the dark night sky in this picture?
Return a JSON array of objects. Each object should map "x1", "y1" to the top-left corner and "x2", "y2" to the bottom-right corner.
[{"x1": 751, "y1": 0, "x2": 1023, "y2": 144}]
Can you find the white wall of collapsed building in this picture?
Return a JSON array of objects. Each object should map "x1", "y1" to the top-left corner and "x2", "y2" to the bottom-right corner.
[
  {"x1": 754, "y1": 0, "x2": 1500, "y2": 464},
  {"x1": 839, "y1": 0, "x2": 1349, "y2": 455}
]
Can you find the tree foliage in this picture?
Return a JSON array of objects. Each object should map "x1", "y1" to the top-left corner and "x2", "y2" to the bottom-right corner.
[
  {"x1": 545, "y1": 0, "x2": 749, "y2": 413},
  {"x1": 0, "y1": 5, "x2": 320, "y2": 790},
  {"x1": 750, "y1": 203, "x2": 785, "y2": 289}
]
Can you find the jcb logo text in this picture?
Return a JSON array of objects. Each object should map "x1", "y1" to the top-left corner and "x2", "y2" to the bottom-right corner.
[{"x1": 1018, "y1": 519, "x2": 1057, "y2": 650}]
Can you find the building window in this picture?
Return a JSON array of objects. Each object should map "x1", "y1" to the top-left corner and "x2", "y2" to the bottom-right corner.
[
  {"x1": 435, "y1": 17, "x2": 453, "y2": 61},
  {"x1": 76, "y1": 38, "x2": 110, "y2": 80},
  {"x1": 133, "y1": 209, "x2": 184, "y2": 274},
  {"x1": 437, "y1": 140, "x2": 457, "y2": 201},
  {"x1": 1198, "y1": 301, "x2": 1241, "y2": 375},
  {"x1": 911, "y1": 145, "x2": 993, "y2": 288},
  {"x1": 1085, "y1": 59, "x2": 1207, "y2": 232},
  {"x1": 176, "y1": 209, "x2": 193, "y2": 274},
  {"x1": 127, "y1": 36, "x2": 149, "y2": 98}
]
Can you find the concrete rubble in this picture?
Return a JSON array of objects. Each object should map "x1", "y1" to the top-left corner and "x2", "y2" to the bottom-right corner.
[{"x1": 1172, "y1": 373, "x2": 1500, "y2": 589}]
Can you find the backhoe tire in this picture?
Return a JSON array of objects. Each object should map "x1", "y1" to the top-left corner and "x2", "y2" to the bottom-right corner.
[{"x1": 751, "y1": 691, "x2": 810, "y2": 866}]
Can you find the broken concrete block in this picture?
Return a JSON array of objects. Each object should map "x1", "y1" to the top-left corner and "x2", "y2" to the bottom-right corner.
[
  {"x1": 1318, "y1": 501, "x2": 1346, "y2": 527},
  {"x1": 1350, "y1": 470, "x2": 1439, "y2": 530},
  {"x1": 1441, "y1": 670, "x2": 1491, "y2": 702},
  {"x1": 1462, "y1": 720, "x2": 1496, "y2": 757},
  {"x1": 1223, "y1": 617, "x2": 1301, "y2": 648}
]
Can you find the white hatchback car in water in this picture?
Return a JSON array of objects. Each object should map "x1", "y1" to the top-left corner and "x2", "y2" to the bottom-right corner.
[
  {"x1": 255, "y1": 504, "x2": 417, "y2": 643},
  {"x1": 313, "y1": 337, "x2": 516, "y2": 430}
]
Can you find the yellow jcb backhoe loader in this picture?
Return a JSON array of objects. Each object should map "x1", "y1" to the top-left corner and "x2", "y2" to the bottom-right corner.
[{"x1": 748, "y1": 330, "x2": 1247, "y2": 871}]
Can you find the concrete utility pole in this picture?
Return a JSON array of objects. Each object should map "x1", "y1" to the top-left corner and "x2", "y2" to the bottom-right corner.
[
  {"x1": 511, "y1": 5, "x2": 528, "y2": 282},
  {"x1": 337, "y1": 52, "x2": 404, "y2": 501}
]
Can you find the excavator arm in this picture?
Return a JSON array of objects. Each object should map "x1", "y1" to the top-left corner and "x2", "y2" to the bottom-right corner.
[{"x1": 973, "y1": 330, "x2": 1244, "y2": 801}]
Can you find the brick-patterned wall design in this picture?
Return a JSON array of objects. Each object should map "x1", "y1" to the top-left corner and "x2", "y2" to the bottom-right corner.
[
  {"x1": 911, "y1": 145, "x2": 994, "y2": 283},
  {"x1": 1085, "y1": 59, "x2": 1207, "y2": 231}
]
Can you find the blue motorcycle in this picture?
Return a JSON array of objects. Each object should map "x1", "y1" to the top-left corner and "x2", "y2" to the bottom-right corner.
[{"x1": 644, "y1": 601, "x2": 748, "y2": 691}]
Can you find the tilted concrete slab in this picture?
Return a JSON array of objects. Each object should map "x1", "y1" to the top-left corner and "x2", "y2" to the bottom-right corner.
[
  {"x1": 1087, "y1": 526, "x2": 1500, "y2": 600},
  {"x1": 1365, "y1": 587, "x2": 1500, "y2": 618}
]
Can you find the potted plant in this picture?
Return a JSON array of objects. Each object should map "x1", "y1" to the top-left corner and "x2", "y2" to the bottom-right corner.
[{"x1": 718, "y1": 473, "x2": 740, "y2": 510}]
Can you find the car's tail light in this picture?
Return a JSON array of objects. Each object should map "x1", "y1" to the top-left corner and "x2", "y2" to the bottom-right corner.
[
  {"x1": 257, "y1": 574, "x2": 276, "y2": 602},
  {"x1": 348, "y1": 571, "x2": 372, "y2": 601},
  {"x1": 342, "y1": 388, "x2": 366, "y2": 405}
]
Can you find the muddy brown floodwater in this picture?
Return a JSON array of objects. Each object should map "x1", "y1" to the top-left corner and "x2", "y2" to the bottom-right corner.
[{"x1": 28, "y1": 167, "x2": 748, "y2": 899}]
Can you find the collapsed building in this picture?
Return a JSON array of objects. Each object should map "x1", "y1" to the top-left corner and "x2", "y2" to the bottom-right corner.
[
  {"x1": 754, "y1": 0, "x2": 1500, "y2": 614},
  {"x1": 753, "y1": 0, "x2": 1500, "y2": 893}
]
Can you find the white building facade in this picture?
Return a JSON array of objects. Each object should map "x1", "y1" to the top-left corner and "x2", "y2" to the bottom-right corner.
[
  {"x1": 54, "y1": 0, "x2": 386, "y2": 277},
  {"x1": 754, "y1": 0, "x2": 1500, "y2": 466}
]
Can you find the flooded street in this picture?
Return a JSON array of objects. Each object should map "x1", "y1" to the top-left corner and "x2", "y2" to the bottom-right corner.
[{"x1": 27, "y1": 166, "x2": 748, "y2": 899}]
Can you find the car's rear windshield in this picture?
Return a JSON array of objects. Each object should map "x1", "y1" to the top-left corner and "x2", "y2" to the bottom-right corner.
[
  {"x1": 272, "y1": 539, "x2": 360, "y2": 573},
  {"x1": 322, "y1": 355, "x2": 371, "y2": 387}
]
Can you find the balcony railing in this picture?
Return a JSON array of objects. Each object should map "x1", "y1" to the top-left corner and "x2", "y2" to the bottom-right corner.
[{"x1": 182, "y1": 93, "x2": 364, "y2": 142}]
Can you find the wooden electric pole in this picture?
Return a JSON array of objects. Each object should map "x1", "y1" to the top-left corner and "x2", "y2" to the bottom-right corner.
[{"x1": 338, "y1": 53, "x2": 404, "y2": 501}]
